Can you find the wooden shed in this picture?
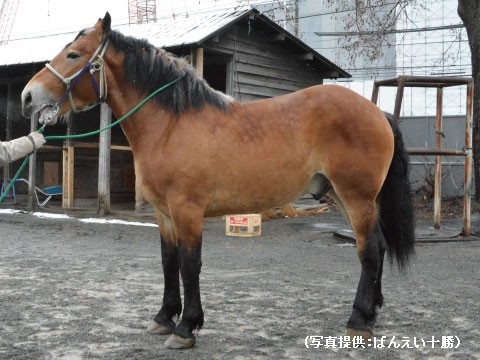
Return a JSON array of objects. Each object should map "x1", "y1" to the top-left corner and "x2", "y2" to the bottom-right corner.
[{"x1": 0, "y1": 8, "x2": 350, "y2": 212}]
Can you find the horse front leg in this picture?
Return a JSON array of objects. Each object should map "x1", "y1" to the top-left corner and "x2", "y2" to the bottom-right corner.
[
  {"x1": 164, "y1": 205, "x2": 205, "y2": 349},
  {"x1": 147, "y1": 235, "x2": 182, "y2": 335},
  {"x1": 347, "y1": 220, "x2": 386, "y2": 338},
  {"x1": 164, "y1": 243, "x2": 203, "y2": 349},
  {"x1": 148, "y1": 211, "x2": 182, "y2": 335}
]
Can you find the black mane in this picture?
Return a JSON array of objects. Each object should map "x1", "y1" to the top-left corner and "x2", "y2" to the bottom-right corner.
[{"x1": 107, "y1": 30, "x2": 231, "y2": 115}]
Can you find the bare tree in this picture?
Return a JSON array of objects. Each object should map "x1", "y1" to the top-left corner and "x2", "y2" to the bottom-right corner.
[
  {"x1": 458, "y1": 0, "x2": 480, "y2": 202},
  {"x1": 329, "y1": 0, "x2": 479, "y2": 202},
  {"x1": 325, "y1": 0, "x2": 413, "y2": 64}
]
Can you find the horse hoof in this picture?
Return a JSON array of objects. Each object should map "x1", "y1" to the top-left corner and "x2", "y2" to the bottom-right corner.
[
  {"x1": 146, "y1": 320, "x2": 174, "y2": 335},
  {"x1": 346, "y1": 328, "x2": 373, "y2": 340},
  {"x1": 164, "y1": 334, "x2": 196, "y2": 349}
]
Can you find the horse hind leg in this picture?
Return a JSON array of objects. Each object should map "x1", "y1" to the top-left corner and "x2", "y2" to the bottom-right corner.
[
  {"x1": 332, "y1": 187, "x2": 387, "y2": 338},
  {"x1": 347, "y1": 218, "x2": 387, "y2": 339}
]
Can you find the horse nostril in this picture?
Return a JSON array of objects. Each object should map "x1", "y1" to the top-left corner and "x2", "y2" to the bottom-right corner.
[
  {"x1": 24, "y1": 91, "x2": 32, "y2": 106},
  {"x1": 21, "y1": 90, "x2": 34, "y2": 118}
]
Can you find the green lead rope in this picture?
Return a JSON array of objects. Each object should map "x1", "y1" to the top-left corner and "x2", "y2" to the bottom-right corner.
[{"x1": 0, "y1": 75, "x2": 184, "y2": 203}]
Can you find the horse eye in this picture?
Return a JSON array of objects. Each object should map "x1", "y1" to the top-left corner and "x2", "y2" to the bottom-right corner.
[{"x1": 67, "y1": 52, "x2": 80, "y2": 60}]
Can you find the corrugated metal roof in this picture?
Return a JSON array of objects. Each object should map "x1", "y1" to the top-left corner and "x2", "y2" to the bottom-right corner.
[
  {"x1": 121, "y1": 8, "x2": 252, "y2": 48},
  {"x1": 0, "y1": 7, "x2": 350, "y2": 78},
  {"x1": 0, "y1": 8, "x2": 252, "y2": 66}
]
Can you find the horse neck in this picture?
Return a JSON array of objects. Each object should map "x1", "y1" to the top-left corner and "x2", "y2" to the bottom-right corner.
[
  {"x1": 105, "y1": 82, "x2": 174, "y2": 152},
  {"x1": 102, "y1": 49, "x2": 178, "y2": 151}
]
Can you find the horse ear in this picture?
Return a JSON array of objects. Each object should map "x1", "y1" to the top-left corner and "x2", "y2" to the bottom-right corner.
[{"x1": 101, "y1": 12, "x2": 111, "y2": 34}]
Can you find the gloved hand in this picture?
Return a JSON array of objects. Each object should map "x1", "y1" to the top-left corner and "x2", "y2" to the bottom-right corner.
[{"x1": 27, "y1": 132, "x2": 46, "y2": 151}]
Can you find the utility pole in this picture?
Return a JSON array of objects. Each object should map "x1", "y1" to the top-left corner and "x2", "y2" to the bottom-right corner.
[{"x1": 128, "y1": 0, "x2": 157, "y2": 25}]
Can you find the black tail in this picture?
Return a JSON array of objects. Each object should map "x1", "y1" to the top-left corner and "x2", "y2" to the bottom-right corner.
[{"x1": 379, "y1": 113, "x2": 415, "y2": 270}]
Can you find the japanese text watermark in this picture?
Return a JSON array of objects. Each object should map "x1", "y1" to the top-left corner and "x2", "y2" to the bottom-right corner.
[{"x1": 305, "y1": 335, "x2": 460, "y2": 349}]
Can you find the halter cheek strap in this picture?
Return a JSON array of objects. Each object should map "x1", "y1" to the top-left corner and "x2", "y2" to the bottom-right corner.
[{"x1": 45, "y1": 38, "x2": 109, "y2": 113}]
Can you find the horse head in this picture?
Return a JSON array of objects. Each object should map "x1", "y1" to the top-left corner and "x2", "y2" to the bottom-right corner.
[{"x1": 21, "y1": 12, "x2": 111, "y2": 124}]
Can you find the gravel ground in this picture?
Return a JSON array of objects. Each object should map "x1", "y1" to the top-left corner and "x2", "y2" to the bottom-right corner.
[{"x1": 0, "y1": 206, "x2": 479, "y2": 359}]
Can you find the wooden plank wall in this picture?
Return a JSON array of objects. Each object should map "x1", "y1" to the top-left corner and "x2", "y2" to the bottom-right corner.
[{"x1": 205, "y1": 23, "x2": 327, "y2": 101}]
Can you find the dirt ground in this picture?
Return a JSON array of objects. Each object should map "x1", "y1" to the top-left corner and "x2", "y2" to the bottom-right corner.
[
  {"x1": 413, "y1": 195, "x2": 480, "y2": 221},
  {"x1": 0, "y1": 199, "x2": 479, "y2": 359}
]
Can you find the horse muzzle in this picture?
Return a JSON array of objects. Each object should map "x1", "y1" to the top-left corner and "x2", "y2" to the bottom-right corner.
[{"x1": 21, "y1": 83, "x2": 60, "y2": 124}]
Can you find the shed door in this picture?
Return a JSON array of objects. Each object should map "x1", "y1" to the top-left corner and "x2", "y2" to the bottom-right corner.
[{"x1": 203, "y1": 53, "x2": 232, "y2": 95}]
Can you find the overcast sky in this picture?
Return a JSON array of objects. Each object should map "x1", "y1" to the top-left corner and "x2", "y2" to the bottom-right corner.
[
  {"x1": 10, "y1": 0, "x2": 275, "y2": 39},
  {"x1": 11, "y1": 0, "x2": 122, "y2": 38}
]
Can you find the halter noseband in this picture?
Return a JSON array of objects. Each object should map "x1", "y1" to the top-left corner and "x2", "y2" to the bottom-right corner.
[{"x1": 45, "y1": 37, "x2": 110, "y2": 113}]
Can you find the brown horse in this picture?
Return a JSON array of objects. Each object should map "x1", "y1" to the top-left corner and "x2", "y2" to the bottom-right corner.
[{"x1": 21, "y1": 13, "x2": 415, "y2": 349}]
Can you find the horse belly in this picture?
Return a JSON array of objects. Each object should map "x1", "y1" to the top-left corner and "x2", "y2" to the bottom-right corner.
[{"x1": 204, "y1": 161, "x2": 316, "y2": 217}]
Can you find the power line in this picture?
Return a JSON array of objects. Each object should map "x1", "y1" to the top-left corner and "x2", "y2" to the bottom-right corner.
[
  {"x1": 7, "y1": 0, "x2": 470, "y2": 80},
  {"x1": 314, "y1": 23, "x2": 464, "y2": 37}
]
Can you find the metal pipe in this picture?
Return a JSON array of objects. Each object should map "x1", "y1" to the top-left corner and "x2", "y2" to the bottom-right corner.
[
  {"x1": 393, "y1": 77, "x2": 404, "y2": 122},
  {"x1": 407, "y1": 148, "x2": 467, "y2": 156},
  {"x1": 433, "y1": 88, "x2": 443, "y2": 229}
]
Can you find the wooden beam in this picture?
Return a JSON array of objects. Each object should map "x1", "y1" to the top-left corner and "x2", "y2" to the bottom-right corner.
[
  {"x1": 204, "y1": 55, "x2": 231, "y2": 65},
  {"x1": 62, "y1": 115, "x2": 74, "y2": 208},
  {"x1": 0, "y1": 74, "x2": 32, "y2": 85},
  {"x1": 97, "y1": 104, "x2": 111, "y2": 215},
  {"x1": 322, "y1": 71, "x2": 340, "y2": 79},
  {"x1": 27, "y1": 113, "x2": 38, "y2": 210},
  {"x1": 3, "y1": 83, "x2": 13, "y2": 189},
  {"x1": 192, "y1": 47, "x2": 204, "y2": 79},
  {"x1": 226, "y1": 58, "x2": 233, "y2": 97},
  {"x1": 37, "y1": 145, "x2": 63, "y2": 152},
  {"x1": 65, "y1": 142, "x2": 131, "y2": 151},
  {"x1": 296, "y1": 53, "x2": 313, "y2": 61},
  {"x1": 62, "y1": 147, "x2": 74, "y2": 208},
  {"x1": 265, "y1": 33, "x2": 286, "y2": 42}
]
